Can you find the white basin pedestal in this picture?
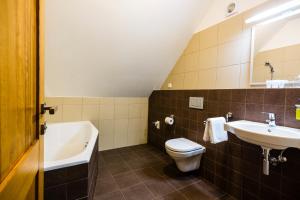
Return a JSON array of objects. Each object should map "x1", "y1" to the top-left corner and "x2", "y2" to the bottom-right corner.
[{"x1": 225, "y1": 120, "x2": 300, "y2": 175}]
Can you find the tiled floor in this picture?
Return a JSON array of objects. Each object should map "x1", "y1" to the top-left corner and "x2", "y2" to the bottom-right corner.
[{"x1": 94, "y1": 144, "x2": 234, "y2": 200}]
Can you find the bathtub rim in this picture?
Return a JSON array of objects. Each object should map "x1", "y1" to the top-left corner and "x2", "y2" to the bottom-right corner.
[{"x1": 44, "y1": 121, "x2": 99, "y2": 172}]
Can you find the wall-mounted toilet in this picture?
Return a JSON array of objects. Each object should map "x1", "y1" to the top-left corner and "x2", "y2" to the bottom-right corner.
[{"x1": 165, "y1": 138, "x2": 206, "y2": 172}]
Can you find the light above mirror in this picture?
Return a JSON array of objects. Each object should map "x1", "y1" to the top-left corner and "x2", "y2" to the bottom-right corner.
[{"x1": 246, "y1": 0, "x2": 300, "y2": 24}]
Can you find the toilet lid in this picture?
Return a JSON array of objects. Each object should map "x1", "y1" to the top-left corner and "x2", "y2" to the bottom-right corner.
[{"x1": 165, "y1": 138, "x2": 203, "y2": 152}]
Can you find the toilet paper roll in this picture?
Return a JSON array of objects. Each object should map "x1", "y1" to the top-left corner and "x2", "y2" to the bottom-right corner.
[{"x1": 165, "y1": 117, "x2": 174, "y2": 125}]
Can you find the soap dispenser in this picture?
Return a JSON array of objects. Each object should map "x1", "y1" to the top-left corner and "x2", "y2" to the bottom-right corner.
[{"x1": 296, "y1": 104, "x2": 300, "y2": 121}]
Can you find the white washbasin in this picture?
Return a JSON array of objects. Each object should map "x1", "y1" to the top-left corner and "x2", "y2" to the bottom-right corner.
[{"x1": 225, "y1": 120, "x2": 300, "y2": 150}]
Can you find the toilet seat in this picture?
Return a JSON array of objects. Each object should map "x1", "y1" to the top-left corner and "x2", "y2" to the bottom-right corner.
[
  {"x1": 165, "y1": 138, "x2": 206, "y2": 172},
  {"x1": 165, "y1": 138, "x2": 204, "y2": 153}
]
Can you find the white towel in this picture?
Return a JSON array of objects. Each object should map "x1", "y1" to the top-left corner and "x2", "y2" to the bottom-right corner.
[
  {"x1": 266, "y1": 80, "x2": 288, "y2": 88},
  {"x1": 203, "y1": 117, "x2": 228, "y2": 144}
]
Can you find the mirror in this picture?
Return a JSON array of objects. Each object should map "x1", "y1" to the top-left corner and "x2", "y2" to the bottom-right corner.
[{"x1": 250, "y1": 15, "x2": 300, "y2": 87}]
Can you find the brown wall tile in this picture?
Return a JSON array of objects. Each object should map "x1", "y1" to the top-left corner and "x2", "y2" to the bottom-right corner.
[{"x1": 148, "y1": 88, "x2": 300, "y2": 200}]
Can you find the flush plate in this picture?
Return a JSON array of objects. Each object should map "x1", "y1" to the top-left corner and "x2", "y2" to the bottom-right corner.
[{"x1": 189, "y1": 97, "x2": 204, "y2": 109}]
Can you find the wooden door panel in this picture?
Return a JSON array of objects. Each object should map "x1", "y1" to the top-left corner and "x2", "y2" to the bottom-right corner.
[
  {"x1": 0, "y1": 141, "x2": 39, "y2": 200},
  {"x1": 0, "y1": 0, "x2": 38, "y2": 182},
  {"x1": 0, "y1": 0, "x2": 43, "y2": 199}
]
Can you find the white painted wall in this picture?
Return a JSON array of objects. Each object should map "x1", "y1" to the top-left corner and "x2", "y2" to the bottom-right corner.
[
  {"x1": 45, "y1": 0, "x2": 212, "y2": 97},
  {"x1": 259, "y1": 17, "x2": 300, "y2": 51},
  {"x1": 196, "y1": 0, "x2": 269, "y2": 32}
]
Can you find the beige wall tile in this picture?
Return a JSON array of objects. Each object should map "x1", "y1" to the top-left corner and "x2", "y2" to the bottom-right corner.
[
  {"x1": 239, "y1": 63, "x2": 250, "y2": 88},
  {"x1": 218, "y1": 14, "x2": 243, "y2": 44},
  {"x1": 141, "y1": 104, "x2": 148, "y2": 119},
  {"x1": 199, "y1": 25, "x2": 218, "y2": 50},
  {"x1": 62, "y1": 104, "x2": 82, "y2": 121},
  {"x1": 283, "y1": 61, "x2": 300, "y2": 80},
  {"x1": 115, "y1": 104, "x2": 129, "y2": 119},
  {"x1": 167, "y1": 74, "x2": 185, "y2": 90},
  {"x1": 82, "y1": 105, "x2": 99, "y2": 120},
  {"x1": 114, "y1": 97, "x2": 130, "y2": 104},
  {"x1": 45, "y1": 96, "x2": 148, "y2": 150},
  {"x1": 45, "y1": 104, "x2": 63, "y2": 123},
  {"x1": 83, "y1": 97, "x2": 100, "y2": 105},
  {"x1": 218, "y1": 40, "x2": 241, "y2": 67},
  {"x1": 128, "y1": 118, "x2": 143, "y2": 146},
  {"x1": 184, "y1": 71, "x2": 198, "y2": 89},
  {"x1": 184, "y1": 34, "x2": 199, "y2": 55},
  {"x1": 45, "y1": 97, "x2": 64, "y2": 105},
  {"x1": 198, "y1": 68, "x2": 217, "y2": 89},
  {"x1": 199, "y1": 47, "x2": 218, "y2": 69},
  {"x1": 99, "y1": 97, "x2": 115, "y2": 105},
  {"x1": 99, "y1": 119, "x2": 115, "y2": 150},
  {"x1": 172, "y1": 56, "x2": 186, "y2": 74},
  {"x1": 216, "y1": 65, "x2": 240, "y2": 89},
  {"x1": 129, "y1": 104, "x2": 142, "y2": 118},
  {"x1": 63, "y1": 97, "x2": 83, "y2": 105},
  {"x1": 185, "y1": 52, "x2": 200, "y2": 72},
  {"x1": 284, "y1": 44, "x2": 300, "y2": 61},
  {"x1": 254, "y1": 48, "x2": 283, "y2": 66},
  {"x1": 100, "y1": 104, "x2": 114, "y2": 120},
  {"x1": 114, "y1": 119, "x2": 128, "y2": 148}
]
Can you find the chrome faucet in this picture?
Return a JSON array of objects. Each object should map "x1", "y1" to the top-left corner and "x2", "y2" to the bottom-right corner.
[{"x1": 262, "y1": 112, "x2": 276, "y2": 127}]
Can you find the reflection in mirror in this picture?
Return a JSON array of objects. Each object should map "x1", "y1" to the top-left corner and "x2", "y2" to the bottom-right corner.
[{"x1": 251, "y1": 14, "x2": 300, "y2": 87}]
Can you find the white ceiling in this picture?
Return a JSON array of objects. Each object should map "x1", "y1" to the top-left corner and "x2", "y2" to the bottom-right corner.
[{"x1": 45, "y1": 0, "x2": 212, "y2": 97}]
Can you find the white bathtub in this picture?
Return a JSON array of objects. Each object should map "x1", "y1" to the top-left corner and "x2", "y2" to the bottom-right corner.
[{"x1": 44, "y1": 121, "x2": 98, "y2": 171}]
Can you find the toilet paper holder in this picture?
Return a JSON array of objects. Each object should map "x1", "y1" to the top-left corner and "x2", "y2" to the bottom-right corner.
[{"x1": 165, "y1": 115, "x2": 175, "y2": 125}]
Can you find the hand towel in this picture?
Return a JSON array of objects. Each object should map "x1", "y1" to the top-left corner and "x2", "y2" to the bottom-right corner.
[{"x1": 203, "y1": 117, "x2": 228, "y2": 144}]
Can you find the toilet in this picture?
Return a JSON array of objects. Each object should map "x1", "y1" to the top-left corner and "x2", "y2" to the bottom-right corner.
[{"x1": 165, "y1": 138, "x2": 206, "y2": 172}]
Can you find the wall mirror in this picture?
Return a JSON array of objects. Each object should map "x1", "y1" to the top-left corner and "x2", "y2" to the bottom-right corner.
[{"x1": 250, "y1": 14, "x2": 300, "y2": 87}]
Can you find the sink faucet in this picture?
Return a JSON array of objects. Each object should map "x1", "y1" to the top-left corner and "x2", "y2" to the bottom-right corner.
[{"x1": 262, "y1": 112, "x2": 276, "y2": 127}]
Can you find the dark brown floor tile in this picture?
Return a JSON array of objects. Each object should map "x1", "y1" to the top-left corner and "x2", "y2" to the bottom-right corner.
[
  {"x1": 134, "y1": 167, "x2": 162, "y2": 182},
  {"x1": 94, "y1": 177, "x2": 119, "y2": 197},
  {"x1": 156, "y1": 191, "x2": 188, "y2": 200},
  {"x1": 220, "y1": 194, "x2": 237, "y2": 200},
  {"x1": 119, "y1": 152, "x2": 139, "y2": 161},
  {"x1": 125, "y1": 157, "x2": 149, "y2": 170},
  {"x1": 98, "y1": 167, "x2": 113, "y2": 180},
  {"x1": 108, "y1": 162, "x2": 131, "y2": 175},
  {"x1": 197, "y1": 180, "x2": 226, "y2": 198},
  {"x1": 162, "y1": 165, "x2": 198, "y2": 189},
  {"x1": 113, "y1": 171, "x2": 141, "y2": 189},
  {"x1": 144, "y1": 177, "x2": 175, "y2": 198},
  {"x1": 121, "y1": 183, "x2": 154, "y2": 200},
  {"x1": 104, "y1": 155, "x2": 124, "y2": 166},
  {"x1": 94, "y1": 191, "x2": 124, "y2": 200},
  {"x1": 101, "y1": 149, "x2": 121, "y2": 159},
  {"x1": 180, "y1": 182, "x2": 213, "y2": 200}
]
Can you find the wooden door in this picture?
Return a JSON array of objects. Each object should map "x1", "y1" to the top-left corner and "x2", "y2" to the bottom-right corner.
[{"x1": 0, "y1": 0, "x2": 44, "y2": 199}]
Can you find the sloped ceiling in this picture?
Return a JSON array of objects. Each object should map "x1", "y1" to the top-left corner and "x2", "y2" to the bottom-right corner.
[{"x1": 45, "y1": 0, "x2": 212, "y2": 97}]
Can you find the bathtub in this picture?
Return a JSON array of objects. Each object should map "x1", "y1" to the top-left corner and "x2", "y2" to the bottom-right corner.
[{"x1": 44, "y1": 121, "x2": 99, "y2": 200}]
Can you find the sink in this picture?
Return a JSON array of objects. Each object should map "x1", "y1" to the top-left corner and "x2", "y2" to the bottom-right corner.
[{"x1": 225, "y1": 120, "x2": 300, "y2": 150}]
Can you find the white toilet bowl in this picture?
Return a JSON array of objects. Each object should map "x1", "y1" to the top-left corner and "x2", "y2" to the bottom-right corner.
[{"x1": 165, "y1": 138, "x2": 206, "y2": 172}]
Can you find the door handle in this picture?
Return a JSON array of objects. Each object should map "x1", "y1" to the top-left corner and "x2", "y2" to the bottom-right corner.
[
  {"x1": 41, "y1": 122, "x2": 47, "y2": 135},
  {"x1": 41, "y1": 103, "x2": 57, "y2": 115}
]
